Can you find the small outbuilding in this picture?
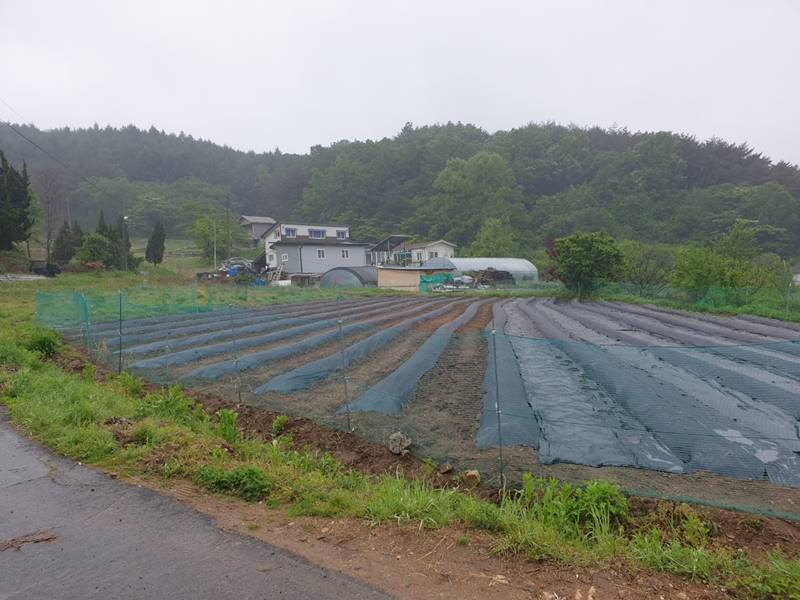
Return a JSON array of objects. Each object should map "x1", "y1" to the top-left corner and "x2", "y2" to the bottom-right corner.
[
  {"x1": 377, "y1": 265, "x2": 455, "y2": 292},
  {"x1": 320, "y1": 266, "x2": 378, "y2": 288},
  {"x1": 420, "y1": 257, "x2": 538, "y2": 283}
]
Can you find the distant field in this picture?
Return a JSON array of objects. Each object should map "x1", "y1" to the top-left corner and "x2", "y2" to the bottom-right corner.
[{"x1": 129, "y1": 238, "x2": 211, "y2": 277}]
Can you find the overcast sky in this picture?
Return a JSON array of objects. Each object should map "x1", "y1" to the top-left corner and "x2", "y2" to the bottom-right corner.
[{"x1": 2, "y1": 0, "x2": 799, "y2": 164}]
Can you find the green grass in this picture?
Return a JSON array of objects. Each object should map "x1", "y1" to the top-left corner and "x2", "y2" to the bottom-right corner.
[
  {"x1": 595, "y1": 283, "x2": 800, "y2": 323},
  {"x1": 1, "y1": 340, "x2": 797, "y2": 598}
]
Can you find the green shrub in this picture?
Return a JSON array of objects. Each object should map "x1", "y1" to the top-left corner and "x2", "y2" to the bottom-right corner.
[
  {"x1": 0, "y1": 339, "x2": 39, "y2": 368},
  {"x1": 510, "y1": 475, "x2": 628, "y2": 539},
  {"x1": 732, "y1": 553, "x2": 800, "y2": 599},
  {"x1": 135, "y1": 385, "x2": 205, "y2": 426},
  {"x1": 25, "y1": 329, "x2": 60, "y2": 358},
  {"x1": 81, "y1": 364, "x2": 96, "y2": 381},
  {"x1": 195, "y1": 465, "x2": 271, "y2": 501},
  {"x1": 630, "y1": 529, "x2": 721, "y2": 581},
  {"x1": 130, "y1": 421, "x2": 159, "y2": 446},
  {"x1": 64, "y1": 399, "x2": 99, "y2": 427},
  {"x1": 214, "y1": 409, "x2": 239, "y2": 444},
  {"x1": 682, "y1": 511, "x2": 710, "y2": 548},
  {"x1": 457, "y1": 495, "x2": 505, "y2": 531},
  {"x1": 365, "y1": 477, "x2": 459, "y2": 528},
  {"x1": 117, "y1": 372, "x2": 145, "y2": 397},
  {"x1": 271, "y1": 414, "x2": 289, "y2": 437}
]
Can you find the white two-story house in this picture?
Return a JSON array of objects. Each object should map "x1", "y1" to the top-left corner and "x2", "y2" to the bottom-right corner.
[
  {"x1": 367, "y1": 237, "x2": 457, "y2": 267},
  {"x1": 261, "y1": 222, "x2": 369, "y2": 274}
]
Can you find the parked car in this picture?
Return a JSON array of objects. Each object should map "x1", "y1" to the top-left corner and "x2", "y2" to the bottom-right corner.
[{"x1": 29, "y1": 260, "x2": 60, "y2": 277}]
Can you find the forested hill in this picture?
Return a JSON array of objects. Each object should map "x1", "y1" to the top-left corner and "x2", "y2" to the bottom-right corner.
[{"x1": 2, "y1": 121, "x2": 800, "y2": 257}]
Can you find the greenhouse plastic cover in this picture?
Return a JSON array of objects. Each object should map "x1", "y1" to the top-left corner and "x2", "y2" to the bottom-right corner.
[
  {"x1": 123, "y1": 297, "x2": 415, "y2": 357},
  {"x1": 421, "y1": 257, "x2": 538, "y2": 278},
  {"x1": 342, "y1": 299, "x2": 489, "y2": 414},
  {"x1": 475, "y1": 300, "x2": 540, "y2": 449},
  {"x1": 128, "y1": 298, "x2": 423, "y2": 370},
  {"x1": 257, "y1": 298, "x2": 474, "y2": 394},
  {"x1": 183, "y1": 298, "x2": 453, "y2": 380}
]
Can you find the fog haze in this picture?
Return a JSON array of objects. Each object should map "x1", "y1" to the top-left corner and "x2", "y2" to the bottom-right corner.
[{"x1": 2, "y1": 0, "x2": 798, "y2": 163}]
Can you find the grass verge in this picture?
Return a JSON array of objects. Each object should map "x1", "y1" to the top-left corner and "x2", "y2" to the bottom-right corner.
[{"x1": 1, "y1": 335, "x2": 798, "y2": 598}]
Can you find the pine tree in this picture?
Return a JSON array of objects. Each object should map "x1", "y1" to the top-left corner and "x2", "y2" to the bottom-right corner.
[
  {"x1": 72, "y1": 220, "x2": 84, "y2": 245},
  {"x1": 0, "y1": 151, "x2": 34, "y2": 250},
  {"x1": 96, "y1": 210, "x2": 108, "y2": 237},
  {"x1": 145, "y1": 219, "x2": 166, "y2": 266},
  {"x1": 52, "y1": 220, "x2": 75, "y2": 264}
]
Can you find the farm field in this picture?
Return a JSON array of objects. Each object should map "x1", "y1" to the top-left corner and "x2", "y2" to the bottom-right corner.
[{"x1": 63, "y1": 294, "x2": 800, "y2": 517}]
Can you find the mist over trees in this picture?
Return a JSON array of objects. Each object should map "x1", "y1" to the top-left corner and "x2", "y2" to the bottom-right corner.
[{"x1": 1, "y1": 121, "x2": 799, "y2": 258}]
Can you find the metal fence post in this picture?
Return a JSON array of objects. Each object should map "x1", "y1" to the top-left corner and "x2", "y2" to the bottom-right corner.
[
  {"x1": 337, "y1": 298, "x2": 352, "y2": 432},
  {"x1": 229, "y1": 303, "x2": 243, "y2": 407},
  {"x1": 117, "y1": 290, "x2": 123, "y2": 374},
  {"x1": 164, "y1": 345, "x2": 171, "y2": 389},
  {"x1": 492, "y1": 327, "x2": 505, "y2": 490},
  {"x1": 78, "y1": 292, "x2": 92, "y2": 356}
]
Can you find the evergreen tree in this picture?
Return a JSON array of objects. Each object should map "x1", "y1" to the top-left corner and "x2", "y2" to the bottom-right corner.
[
  {"x1": 96, "y1": 210, "x2": 108, "y2": 237},
  {"x1": 72, "y1": 220, "x2": 84, "y2": 244},
  {"x1": 145, "y1": 219, "x2": 166, "y2": 266},
  {"x1": 107, "y1": 216, "x2": 136, "y2": 270},
  {"x1": 52, "y1": 220, "x2": 75, "y2": 264},
  {"x1": 0, "y1": 151, "x2": 34, "y2": 250}
]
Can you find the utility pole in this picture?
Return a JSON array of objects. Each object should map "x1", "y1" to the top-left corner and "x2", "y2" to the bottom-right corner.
[
  {"x1": 121, "y1": 196, "x2": 128, "y2": 272},
  {"x1": 212, "y1": 220, "x2": 217, "y2": 269},
  {"x1": 225, "y1": 197, "x2": 231, "y2": 260}
]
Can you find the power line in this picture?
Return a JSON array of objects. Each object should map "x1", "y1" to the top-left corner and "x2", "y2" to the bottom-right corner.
[
  {"x1": 0, "y1": 95, "x2": 108, "y2": 194},
  {"x1": 0, "y1": 94, "x2": 73, "y2": 168},
  {"x1": 0, "y1": 96, "x2": 28, "y2": 123},
  {"x1": 1, "y1": 119, "x2": 71, "y2": 170}
]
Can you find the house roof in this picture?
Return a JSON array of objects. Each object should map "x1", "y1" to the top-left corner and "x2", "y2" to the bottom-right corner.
[
  {"x1": 269, "y1": 239, "x2": 370, "y2": 247},
  {"x1": 404, "y1": 239, "x2": 457, "y2": 250},
  {"x1": 367, "y1": 235, "x2": 413, "y2": 252},
  {"x1": 239, "y1": 215, "x2": 276, "y2": 225}
]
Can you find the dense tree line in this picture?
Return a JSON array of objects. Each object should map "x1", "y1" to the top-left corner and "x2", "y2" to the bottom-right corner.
[
  {"x1": 1, "y1": 122, "x2": 799, "y2": 259},
  {"x1": 0, "y1": 150, "x2": 33, "y2": 250}
]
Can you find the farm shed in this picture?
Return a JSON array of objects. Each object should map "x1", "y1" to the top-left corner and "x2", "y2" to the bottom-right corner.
[
  {"x1": 421, "y1": 257, "x2": 538, "y2": 283},
  {"x1": 320, "y1": 266, "x2": 378, "y2": 288},
  {"x1": 377, "y1": 265, "x2": 454, "y2": 292}
]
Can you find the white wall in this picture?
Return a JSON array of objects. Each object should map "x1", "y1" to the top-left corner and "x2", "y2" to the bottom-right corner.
[
  {"x1": 267, "y1": 244, "x2": 367, "y2": 272},
  {"x1": 407, "y1": 242, "x2": 455, "y2": 264},
  {"x1": 268, "y1": 223, "x2": 349, "y2": 242}
]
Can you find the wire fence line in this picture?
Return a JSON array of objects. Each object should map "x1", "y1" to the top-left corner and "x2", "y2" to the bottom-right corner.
[{"x1": 35, "y1": 287, "x2": 800, "y2": 520}]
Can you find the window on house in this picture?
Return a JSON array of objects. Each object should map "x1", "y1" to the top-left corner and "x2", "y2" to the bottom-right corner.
[
  {"x1": 336, "y1": 230, "x2": 347, "y2": 240},
  {"x1": 429, "y1": 251, "x2": 438, "y2": 258},
  {"x1": 317, "y1": 249, "x2": 326, "y2": 259},
  {"x1": 280, "y1": 253, "x2": 289, "y2": 262},
  {"x1": 341, "y1": 249, "x2": 349, "y2": 259},
  {"x1": 273, "y1": 231, "x2": 280, "y2": 239},
  {"x1": 309, "y1": 229, "x2": 326, "y2": 239},
  {"x1": 268, "y1": 254, "x2": 275, "y2": 263},
  {"x1": 284, "y1": 227, "x2": 297, "y2": 238},
  {"x1": 415, "y1": 251, "x2": 422, "y2": 262}
]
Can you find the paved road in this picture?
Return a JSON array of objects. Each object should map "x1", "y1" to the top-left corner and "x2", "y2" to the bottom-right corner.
[{"x1": 0, "y1": 411, "x2": 390, "y2": 600}]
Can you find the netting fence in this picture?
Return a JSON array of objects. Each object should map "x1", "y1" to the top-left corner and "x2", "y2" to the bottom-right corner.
[{"x1": 36, "y1": 286, "x2": 800, "y2": 520}]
